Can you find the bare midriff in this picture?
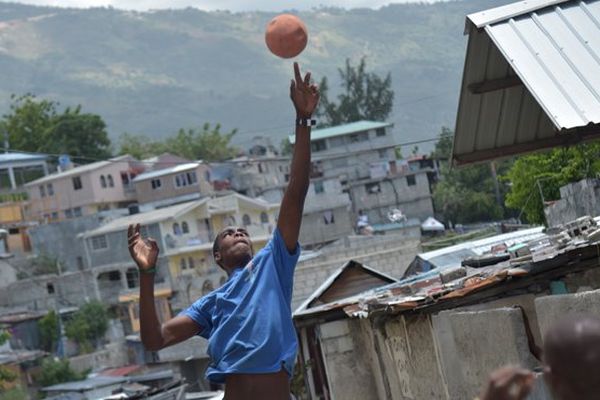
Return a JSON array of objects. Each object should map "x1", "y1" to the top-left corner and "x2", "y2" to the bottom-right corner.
[{"x1": 224, "y1": 369, "x2": 290, "y2": 400}]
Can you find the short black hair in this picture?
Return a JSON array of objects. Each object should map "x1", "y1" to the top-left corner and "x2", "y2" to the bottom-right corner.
[{"x1": 212, "y1": 233, "x2": 222, "y2": 266}]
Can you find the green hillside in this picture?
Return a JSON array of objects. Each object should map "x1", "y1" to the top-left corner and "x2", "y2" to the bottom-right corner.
[{"x1": 0, "y1": 0, "x2": 513, "y2": 149}]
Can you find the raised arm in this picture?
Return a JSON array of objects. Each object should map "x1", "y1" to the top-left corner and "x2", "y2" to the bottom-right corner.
[
  {"x1": 128, "y1": 224, "x2": 200, "y2": 351},
  {"x1": 277, "y1": 63, "x2": 320, "y2": 252}
]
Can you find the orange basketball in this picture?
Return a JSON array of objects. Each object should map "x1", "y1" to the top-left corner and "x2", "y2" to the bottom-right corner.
[{"x1": 265, "y1": 14, "x2": 308, "y2": 59}]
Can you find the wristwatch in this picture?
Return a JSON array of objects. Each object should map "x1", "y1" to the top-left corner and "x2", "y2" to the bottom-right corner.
[{"x1": 296, "y1": 118, "x2": 317, "y2": 127}]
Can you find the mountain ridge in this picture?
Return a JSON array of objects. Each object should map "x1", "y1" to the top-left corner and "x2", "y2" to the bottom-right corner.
[{"x1": 0, "y1": 0, "x2": 513, "y2": 150}]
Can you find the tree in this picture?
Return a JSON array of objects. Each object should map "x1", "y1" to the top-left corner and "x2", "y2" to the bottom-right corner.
[
  {"x1": 431, "y1": 127, "x2": 513, "y2": 224},
  {"x1": 504, "y1": 143, "x2": 600, "y2": 224},
  {"x1": 37, "y1": 358, "x2": 86, "y2": 387},
  {"x1": 118, "y1": 123, "x2": 238, "y2": 162},
  {"x1": 42, "y1": 108, "x2": 112, "y2": 162},
  {"x1": 2, "y1": 94, "x2": 112, "y2": 162},
  {"x1": 39, "y1": 311, "x2": 59, "y2": 353},
  {"x1": 64, "y1": 301, "x2": 108, "y2": 354},
  {"x1": 317, "y1": 58, "x2": 394, "y2": 127},
  {"x1": 0, "y1": 330, "x2": 17, "y2": 390},
  {"x1": 118, "y1": 132, "x2": 167, "y2": 160}
]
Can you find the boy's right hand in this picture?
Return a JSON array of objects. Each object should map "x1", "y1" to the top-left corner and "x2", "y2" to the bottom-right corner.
[
  {"x1": 128, "y1": 223, "x2": 159, "y2": 272},
  {"x1": 480, "y1": 366, "x2": 535, "y2": 400}
]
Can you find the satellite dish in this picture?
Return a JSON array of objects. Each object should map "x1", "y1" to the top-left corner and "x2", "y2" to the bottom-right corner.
[{"x1": 387, "y1": 208, "x2": 407, "y2": 223}]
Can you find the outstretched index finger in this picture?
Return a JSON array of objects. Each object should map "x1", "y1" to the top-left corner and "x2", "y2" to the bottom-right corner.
[{"x1": 294, "y1": 62, "x2": 302, "y2": 85}]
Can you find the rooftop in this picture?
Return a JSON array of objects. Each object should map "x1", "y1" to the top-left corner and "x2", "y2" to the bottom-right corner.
[
  {"x1": 0, "y1": 152, "x2": 48, "y2": 165},
  {"x1": 26, "y1": 155, "x2": 134, "y2": 186},
  {"x1": 42, "y1": 376, "x2": 127, "y2": 392},
  {"x1": 132, "y1": 162, "x2": 202, "y2": 182},
  {"x1": 288, "y1": 120, "x2": 392, "y2": 145},
  {"x1": 453, "y1": 0, "x2": 600, "y2": 165}
]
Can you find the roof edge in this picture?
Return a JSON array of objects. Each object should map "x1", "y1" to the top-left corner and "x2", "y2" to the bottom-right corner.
[{"x1": 466, "y1": 0, "x2": 571, "y2": 31}]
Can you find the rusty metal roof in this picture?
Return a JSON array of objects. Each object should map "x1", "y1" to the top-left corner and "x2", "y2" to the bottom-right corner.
[{"x1": 453, "y1": 0, "x2": 600, "y2": 166}]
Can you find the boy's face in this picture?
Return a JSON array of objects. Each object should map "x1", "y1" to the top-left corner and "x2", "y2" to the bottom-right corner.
[{"x1": 214, "y1": 227, "x2": 253, "y2": 267}]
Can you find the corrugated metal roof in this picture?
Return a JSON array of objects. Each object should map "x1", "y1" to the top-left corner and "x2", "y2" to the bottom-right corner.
[
  {"x1": 453, "y1": 0, "x2": 600, "y2": 165},
  {"x1": 288, "y1": 120, "x2": 392, "y2": 145},
  {"x1": 133, "y1": 162, "x2": 201, "y2": 182},
  {"x1": 0, "y1": 152, "x2": 48, "y2": 165}
]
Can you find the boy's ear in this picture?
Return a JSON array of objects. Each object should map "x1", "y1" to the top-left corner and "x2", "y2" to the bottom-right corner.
[{"x1": 214, "y1": 251, "x2": 222, "y2": 263}]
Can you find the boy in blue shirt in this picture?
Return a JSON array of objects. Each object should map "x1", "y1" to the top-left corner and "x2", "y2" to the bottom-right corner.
[{"x1": 127, "y1": 62, "x2": 319, "y2": 400}]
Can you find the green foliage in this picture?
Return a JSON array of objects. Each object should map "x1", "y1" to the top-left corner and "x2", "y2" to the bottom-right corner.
[
  {"x1": 280, "y1": 137, "x2": 292, "y2": 156},
  {"x1": 0, "y1": 330, "x2": 16, "y2": 389},
  {"x1": 317, "y1": 58, "x2": 394, "y2": 127},
  {"x1": 118, "y1": 123, "x2": 238, "y2": 162},
  {"x1": 2, "y1": 94, "x2": 112, "y2": 162},
  {"x1": 39, "y1": 311, "x2": 59, "y2": 353},
  {"x1": 431, "y1": 127, "x2": 513, "y2": 224},
  {"x1": 0, "y1": 386, "x2": 27, "y2": 400},
  {"x1": 504, "y1": 143, "x2": 600, "y2": 224},
  {"x1": 37, "y1": 358, "x2": 86, "y2": 388},
  {"x1": 64, "y1": 301, "x2": 108, "y2": 354}
]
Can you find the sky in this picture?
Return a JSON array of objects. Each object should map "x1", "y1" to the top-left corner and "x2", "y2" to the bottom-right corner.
[{"x1": 0, "y1": 0, "x2": 438, "y2": 11}]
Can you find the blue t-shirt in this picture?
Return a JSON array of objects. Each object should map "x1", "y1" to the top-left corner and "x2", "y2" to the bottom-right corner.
[{"x1": 181, "y1": 228, "x2": 300, "y2": 384}]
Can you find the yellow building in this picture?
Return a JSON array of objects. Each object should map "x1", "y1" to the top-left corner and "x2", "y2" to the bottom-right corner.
[{"x1": 160, "y1": 194, "x2": 279, "y2": 304}]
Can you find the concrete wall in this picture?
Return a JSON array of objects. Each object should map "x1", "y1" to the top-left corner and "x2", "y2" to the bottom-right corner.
[
  {"x1": 319, "y1": 320, "x2": 379, "y2": 400},
  {"x1": 29, "y1": 214, "x2": 108, "y2": 272},
  {"x1": 292, "y1": 234, "x2": 421, "y2": 310},
  {"x1": 305, "y1": 266, "x2": 600, "y2": 400},
  {"x1": 348, "y1": 172, "x2": 434, "y2": 224},
  {"x1": 0, "y1": 270, "x2": 97, "y2": 310},
  {"x1": 299, "y1": 204, "x2": 353, "y2": 248},
  {"x1": 544, "y1": 178, "x2": 600, "y2": 227},
  {"x1": 69, "y1": 342, "x2": 129, "y2": 373}
]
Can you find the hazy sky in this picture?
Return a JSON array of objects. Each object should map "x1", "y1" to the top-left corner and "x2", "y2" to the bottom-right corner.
[{"x1": 0, "y1": 0, "x2": 438, "y2": 12}]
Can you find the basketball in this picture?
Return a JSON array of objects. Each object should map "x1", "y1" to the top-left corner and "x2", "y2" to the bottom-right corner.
[{"x1": 265, "y1": 14, "x2": 308, "y2": 59}]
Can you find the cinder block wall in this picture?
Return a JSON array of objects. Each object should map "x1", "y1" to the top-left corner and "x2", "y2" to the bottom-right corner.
[{"x1": 323, "y1": 282, "x2": 600, "y2": 400}]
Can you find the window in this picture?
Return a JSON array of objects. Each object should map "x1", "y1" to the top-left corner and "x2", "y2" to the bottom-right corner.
[
  {"x1": 175, "y1": 171, "x2": 198, "y2": 188},
  {"x1": 72, "y1": 176, "x2": 82, "y2": 190},
  {"x1": 366, "y1": 182, "x2": 381, "y2": 194},
  {"x1": 121, "y1": 172, "x2": 131, "y2": 185},
  {"x1": 51, "y1": 212, "x2": 59, "y2": 220},
  {"x1": 376, "y1": 128, "x2": 386, "y2": 137},
  {"x1": 180, "y1": 258, "x2": 187, "y2": 270},
  {"x1": 100, "y1": 175, "x2": 107, "y2": 188},
  {"x1": 108, "y1": 271, "x2": 121, "y2": 281},
  {"x1": 39, "y1": 185, "x2": 46, "y2": 197},
  {"x1": 260, "y1": 212, "x2": 269, "y2": 224},
  {"x1": 314, "y1": 181, "x2": 324, "y2": 194},
  {"x1": 47, "y1": 183, "x2": 54, "y2": 196},
  {"x1": 181, "y1": 221, "x2": 189, "y2": 234},
  {"x1": 350, "y1": 132, "x2": 369, "y2": 143},
  {"x1": 188, "y1": 257, "x2": 195, "y2": 269},
  {"x1": 151, "y1": 179, "x2": 162, "y2": 190},
  {"x1": 407, "y1": 175, "x2": 416, "y2": 186},
  {"x1": 329, "y1": 136, "x2": 345, "y2": 147},
  {"x1": 91, "y1": 235, "x2": 108, "y2": 250},
  {"x1": 173, "y1": 223, "x2": 182, "y2": 236},
  {"x1": 258, "y1": 163, "x2": 263, "y2": 173},
  {"x1": 311, "y1": 140, "x2": 327, "y2": 152},
  {"x1": 126, "y1": 268, "x2": 139, "y2": 289},
  {"x1": 73, "y1": 207, "x2": 82, "y2": 217},
  {"x1": 378, "y1": 149, "x2": 388, "y2": 159},
  {"x1": 8, "y1": 228, "x2": 19, "y2": 235},
  {"x1": 76, "y1": 256, "x2": 85, "y2": 270},
  {"x1": 107, "y1": 174, "x2": 114, "y2": 187},
  {"x1": 65, "y1": 209, "x2": 74, "y2": 219},
  {"x1": 46, "y1": 283, "x2": 55, "y2": 294},
  {"x1": 242, "y1": 214, "x2": 251, "y2": 227},
  {"x1": 323, "y1": 210, "x2": 335, "y2": 225}
]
